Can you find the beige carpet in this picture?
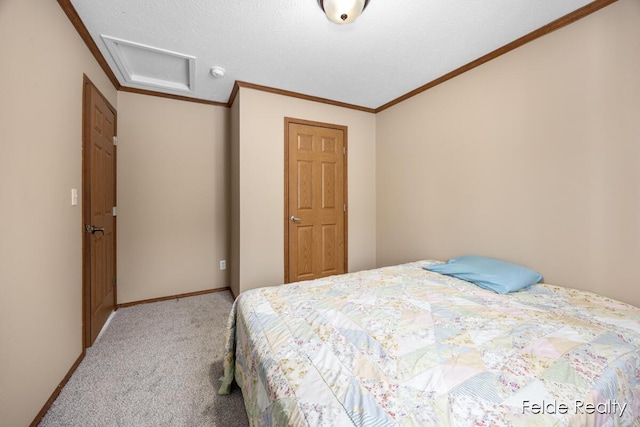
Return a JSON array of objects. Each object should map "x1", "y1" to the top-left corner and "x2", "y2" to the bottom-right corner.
[{"x1": 39, "y1": 291, "x2": 248, "y2": 426}]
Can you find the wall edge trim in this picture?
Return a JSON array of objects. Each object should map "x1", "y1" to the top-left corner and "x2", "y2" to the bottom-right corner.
[
  {"x1": 29, "y1": 351, "x2": 86, "y2": 427},
  {"x1": 116, "y1": 287, "x2": 231, "y2": 309}
]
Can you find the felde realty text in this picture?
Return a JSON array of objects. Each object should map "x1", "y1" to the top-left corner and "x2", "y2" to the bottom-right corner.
[{"x1": 523, "y1": 400, "x2": 628, "y2": 416}]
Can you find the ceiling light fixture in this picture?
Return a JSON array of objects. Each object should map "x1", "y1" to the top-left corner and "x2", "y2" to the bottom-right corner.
[{"x1": 318, "y1": 0, "x2": 370, "y2": 24}]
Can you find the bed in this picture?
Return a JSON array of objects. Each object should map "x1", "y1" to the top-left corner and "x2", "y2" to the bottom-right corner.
[{"x1": 219, "y1": 260, "x2": 640, "y2": 426}]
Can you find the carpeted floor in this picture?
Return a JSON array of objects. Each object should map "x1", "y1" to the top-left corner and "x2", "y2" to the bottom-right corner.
[{"x1": 39, "y1": 291, "x2": 249, "y2": 426}]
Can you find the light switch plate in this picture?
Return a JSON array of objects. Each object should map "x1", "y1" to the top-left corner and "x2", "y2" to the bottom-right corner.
[{"x1": 71, "y1": 188, "x2": 78, "y2": 206}]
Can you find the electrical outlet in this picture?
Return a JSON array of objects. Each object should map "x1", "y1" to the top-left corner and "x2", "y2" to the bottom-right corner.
[{"x1": 219, "y1": 260, "x2": 226, "y2": 270}]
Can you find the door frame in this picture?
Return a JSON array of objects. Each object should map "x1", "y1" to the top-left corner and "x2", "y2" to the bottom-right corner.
[
  {"x1": 81, "y1": 75, "x2": 117, "y2": 349},
  {"x1": 283, "y1": 117, "x2": 348, "y2": 283}
]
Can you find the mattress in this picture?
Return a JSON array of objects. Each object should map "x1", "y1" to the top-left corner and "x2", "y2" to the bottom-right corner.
[{"x1": 219, "y1": 261, "x2": 640, "y2": 426}]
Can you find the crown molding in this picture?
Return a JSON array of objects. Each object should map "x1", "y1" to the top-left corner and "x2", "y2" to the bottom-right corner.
[
  {"x1": 119, "y1": 86, "x2": 228, "y2": 107},
  {"x1": 229, "y1": 81, "x2": 376, "y2": 113},
  {"x1": 59, "y1": 0, "x2": 617, "y2": 113},
  {"x1": 57, "y1": 0, "x2": 120, "y2": 90},
  {"x1": 375, "y1": 0, "x2": 618, "y2": 113}
]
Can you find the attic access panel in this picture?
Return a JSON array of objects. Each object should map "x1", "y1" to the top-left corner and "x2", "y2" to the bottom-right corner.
[{"x1": 102, "y1": 35, "x2": 196, "y2": 93}]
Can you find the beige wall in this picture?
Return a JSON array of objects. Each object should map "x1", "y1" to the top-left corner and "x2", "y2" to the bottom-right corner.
[
  {"x1": 117, "y1": 92, "x2": 229, "y2": 303},
  {"x1": 2, "y1": 1, "x2": 637, "y2": 425},
  {"x1": 234, "y1": 88, "x2": 377, "y2": 292},
  {"x1": 0, "y1": 0, "x2": 117, "y2": 425},
  {"x1": 376, "y1": 0, "x2": 640, "y2": 307}
]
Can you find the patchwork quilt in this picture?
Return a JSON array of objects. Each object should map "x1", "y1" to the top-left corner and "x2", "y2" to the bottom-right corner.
[{"x1": 219, "y1": 261, "x2": 640, "y2": 426}]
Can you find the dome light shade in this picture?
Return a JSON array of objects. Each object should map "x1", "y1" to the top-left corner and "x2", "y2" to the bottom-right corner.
[{"x1": 318, "y1": 0, "x2": 370, "y2": 24}]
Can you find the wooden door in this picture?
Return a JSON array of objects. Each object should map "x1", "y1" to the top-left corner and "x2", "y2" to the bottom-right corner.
[
  {"x1": 285, "y1": 118, "x2": 347, "y2": 283},
  {"x1": 82, "y1": 76, "x2": 117, "y2": 347}
]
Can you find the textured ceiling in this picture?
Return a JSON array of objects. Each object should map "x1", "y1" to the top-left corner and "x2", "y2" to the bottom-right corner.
[{"x1": 70, "y1": 0, "x2": 594, "y2": 109}]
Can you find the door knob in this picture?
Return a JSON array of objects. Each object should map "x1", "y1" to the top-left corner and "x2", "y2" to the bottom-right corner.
[
  {"x1": 290, "y1": 216, "x2": 301, "y2": 223},
  {"x1": 85, "y1": 225, "x2": 105, "y2": 235}
]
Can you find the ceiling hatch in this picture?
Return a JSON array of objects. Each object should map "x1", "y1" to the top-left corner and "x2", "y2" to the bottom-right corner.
[{"x1": 102, "y1": 35, "x2": 196, "y2": 93}]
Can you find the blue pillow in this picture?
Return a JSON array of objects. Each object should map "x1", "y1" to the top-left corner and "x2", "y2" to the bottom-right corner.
[{"x1": 423, "y1": 255, "x2": 542, "y2": 294}]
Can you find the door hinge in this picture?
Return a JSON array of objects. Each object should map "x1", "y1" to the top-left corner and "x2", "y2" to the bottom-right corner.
[
  {"x1": 343, "y1": 204, "x2": 347, "y2": 212},
  {"x1": 343, "y1": 146, "x2": 346, "y2": 155},
  {"x1": 113, "y1": 277, "x2": 117, "y2": 287},
  {"x1": 113, "y1": 136, "x2": 118, "y2": 146},
  {"x1": 112, "y1": 206, "x2": 117, "y2": 216}
]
